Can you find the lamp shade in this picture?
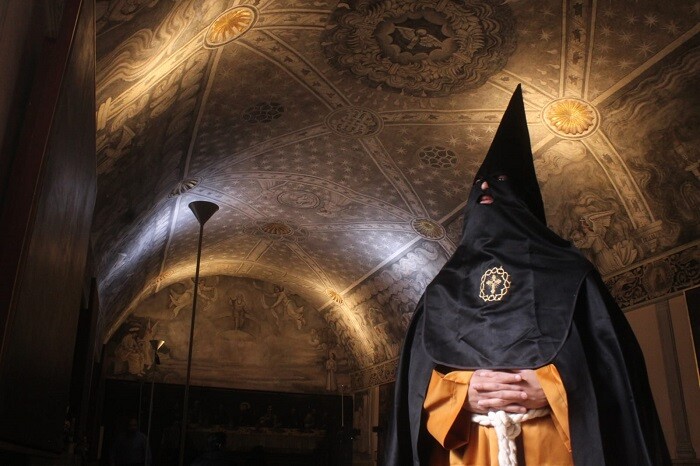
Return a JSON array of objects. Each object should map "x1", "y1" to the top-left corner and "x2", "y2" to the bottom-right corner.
[
  {"x1": 189, "y1": 201, "x2": 219, "y2": 226},
  {"x1": 150, "y1": 339, "x2": 166, "y2": 351}
]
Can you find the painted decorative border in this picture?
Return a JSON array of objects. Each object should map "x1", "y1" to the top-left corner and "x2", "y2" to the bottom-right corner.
[
  {"x1": 604, "y1": 242, "x2": 699, "y2": 309},
  {"x1": 350, "y1": 357, "x2": 398, "y2": 391}
]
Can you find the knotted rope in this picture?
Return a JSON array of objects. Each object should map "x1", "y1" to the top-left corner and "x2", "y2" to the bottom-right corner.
[{"x1": 471, "y1": 408, "x2": 550, "y2": 466}]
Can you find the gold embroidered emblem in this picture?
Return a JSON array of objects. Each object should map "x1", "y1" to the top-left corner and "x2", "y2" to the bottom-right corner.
[{"x1": 479, "y1": 266, "x2": 511, "y2": 302}]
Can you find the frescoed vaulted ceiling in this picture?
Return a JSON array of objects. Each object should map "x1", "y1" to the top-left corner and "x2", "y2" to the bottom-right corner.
[{"x1": 94, "y1": 0, "x2": 700, "y2": 388}]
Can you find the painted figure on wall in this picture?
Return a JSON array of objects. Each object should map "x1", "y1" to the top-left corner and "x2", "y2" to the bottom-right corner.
[
  {"x1": 229, "y1": 294, "x2": 247, "y2": 330},
  {"x1": 568, "y1": 210, "x2": 638, "y2": 276},
  {"x1": 262, "y1": 285, "x2": 306, "y2": 330},
  {"x1": 140, "y1": 319, "x2": 159, "y2": 370},
  {"x1": 326, "y1": 352, "x2": 338, "y2": 391},
  {"x1": 114, "y1": 327, "x2": 146, "y2": 376}
]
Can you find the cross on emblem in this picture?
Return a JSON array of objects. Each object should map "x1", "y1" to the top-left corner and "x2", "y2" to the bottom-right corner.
[{"x1": 485, "y1": 274, "x2": 502, "y2": 295}]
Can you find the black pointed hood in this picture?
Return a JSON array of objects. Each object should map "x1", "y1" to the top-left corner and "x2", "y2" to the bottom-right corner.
[
  {"x1": 420, "y1": 85, "x2": 591, "y2": 370},
  {"x1": 476, "y1": 84, "x2": 546, "y2": 224}
]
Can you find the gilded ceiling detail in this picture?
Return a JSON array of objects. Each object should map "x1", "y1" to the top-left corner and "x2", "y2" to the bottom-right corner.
[
  {"x1": 93, "y1": 0, "x2": 700, "y2": 379},
  {"x1": 542, "y1": 98, "x2": 599, "y2": 138},
  {"x1": 205, "y1": 5, "x2": 258, "y2": 48},
  {"x1": 411, "y1": 218, "x2": 446, "y2": 241}
]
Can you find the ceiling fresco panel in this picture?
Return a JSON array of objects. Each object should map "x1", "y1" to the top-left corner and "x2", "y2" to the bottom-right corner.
[
  {"x1": 587, "y1": 1, "x2": 699, "y2": 101},
  {"x1": 96, "y1": 0, "x2": 228, "y2": 100},
  {"x1": 599, "y1": 40, "x2": 700, "y2": 252},
  {"x1": 94, "y1": 47, "x2": 215, "y2": 330},
  {"x1": 96, "y1": 0, "x2": 180, "y2": 62},
  {"x1": 256, "y1": 240, "x2": 325, "y2": 284},
  {"x1": 322, "y1": 0, "x2": 517, "y2": 98},
  {"x1": 321, "y1": 239, "x2": 448, "y2": 368},
  {"x1": 505, "y1": 0, "x2": 563, "y2": 98},
  {"x1": 309, "y1": 22, "x2": 513, "y2": 114},
  {"x1": 536, "y1": 140, "x2": 641, "y2": 276},
  {"x1": 189, "y1": 44, "x2": 333, "y2": 175},
  {"x1": 99, "y1": 204, "x2": 174, "y2": 333},
  {"x1": 202, "y1": 174, "x2": 413, "y2": 226},
  {"x1": 202, "y1": 134, "x2": 413, "y2": 214},
  {"x1": 303, "y1": 229, "x2": 419, "y2": 291},
  {"x1": 376, "y1": 123, "x2": 493, "y2": 220}
]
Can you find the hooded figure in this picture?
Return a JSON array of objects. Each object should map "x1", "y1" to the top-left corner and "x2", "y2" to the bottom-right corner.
[{"x1": 385, "y1": 85, "x2": 670, "y2": 465}]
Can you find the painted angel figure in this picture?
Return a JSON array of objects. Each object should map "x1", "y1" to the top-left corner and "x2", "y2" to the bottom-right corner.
[
  {"x1": 169, "y1": 285, "x2": 193, "y2": 318},
  {"x1": 570, "y1": 210, "x2": 637, "y2": 275},
  {"x1": 169, "y1": 277, "x2": 218, "y2": 317},
  {"x1": 262, "y1": 285, "x2": 306, "y2": 330},
  {"x1": 394, "y1": 27, "x2": 443, "y2": 51}
]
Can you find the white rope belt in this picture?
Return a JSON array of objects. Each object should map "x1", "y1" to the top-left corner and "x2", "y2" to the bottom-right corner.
[{"x1": 471, "y1": 408, "x2": 550, "y2": 466}]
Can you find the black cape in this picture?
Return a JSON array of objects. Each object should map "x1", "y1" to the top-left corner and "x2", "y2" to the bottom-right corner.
[{"x1": 384, "y1": 86, "x2": 670, "y2": 465}]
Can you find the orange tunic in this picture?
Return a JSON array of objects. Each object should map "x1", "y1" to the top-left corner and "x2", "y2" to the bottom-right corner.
[{"x1": 423, "y1": 365, "x2": 573, "y2": 466}]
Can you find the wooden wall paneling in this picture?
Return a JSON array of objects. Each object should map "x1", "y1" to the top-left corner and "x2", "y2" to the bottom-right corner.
[
  {"x1": 0, "y1": 0, "x2": 82, "y2": 345},
  {"x1": 686, "y1": 287, "x2": 700, "y2": 378},
  {"x1": 0, "y1": 0, "x2": 96, "y2": 454},
  {"x1": 0, "y1": 0, "x2": 37, "y2": 195},
  {"x1": 69, "y1": 278, "x2": 100, "y2": 448},
  {"x1": 656, "y1": 299, "x2": 697, "y2": 459}
]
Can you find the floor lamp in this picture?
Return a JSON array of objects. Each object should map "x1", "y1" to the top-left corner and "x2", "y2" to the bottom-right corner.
[
  {"x1": 178, "y1": 200, "x2": 219, "y2": 466},
  {"x1": 145, "y1": 339, "x2": 165, "y2": 466}
]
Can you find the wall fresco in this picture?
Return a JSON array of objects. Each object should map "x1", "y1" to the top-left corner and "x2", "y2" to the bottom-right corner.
[{"x1": 106, "y1": 276, "x2": 350, "y2": 393}]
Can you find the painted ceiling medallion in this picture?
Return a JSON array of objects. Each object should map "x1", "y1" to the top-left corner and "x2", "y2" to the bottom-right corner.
[
  {"x1": 205, "y1": 6, "x2": 257, "y2": 48},
  {"x1": 169, "y1": 178, "x2": 200, "y2": 198},
  {"x1": 543, "y1": 98, "x2": 599, "y2": 139},
  {"x1": 323, "y1": 0, "x2": 516, "y2": 97},
  {"x1": 326, "y1": 289, "x2": 344, "y2": 304},
  {"x1": 251, "y1": 221, "x2": 309, "y2": 242},
  {"x1": 260, "y1": 222, "x2": 293, "y2": 236},
  {"x1": 325, "y1": 106, "x2": 383, "y2": 137},
  {"x1": 411, "y1": 218, "x2": 445, "y2": 240}
]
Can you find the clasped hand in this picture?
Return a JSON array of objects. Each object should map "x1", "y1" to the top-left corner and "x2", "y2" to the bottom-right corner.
[{"x1": 467, "y1": 369, "x2": 548, "y2": 414}]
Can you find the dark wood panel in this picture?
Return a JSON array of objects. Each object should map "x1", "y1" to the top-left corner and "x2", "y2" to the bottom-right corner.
[
  {"x1": 686, "y1": 286, "x2": 700, "y2": 379},
  {"x1": 0, "y1": 0, "x2": 96, "y2": 453}
]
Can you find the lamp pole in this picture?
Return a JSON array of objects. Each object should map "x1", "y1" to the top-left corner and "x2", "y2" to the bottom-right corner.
[
  {"x1": 339, "y1": 384, "x2": 346, "y2": 428},
  {"x1": 178, "y1": 201, "x2": 219, "y2": 466},
  {"x1": 145, "y1": 339, "x2": 165, "y2": 466}
]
